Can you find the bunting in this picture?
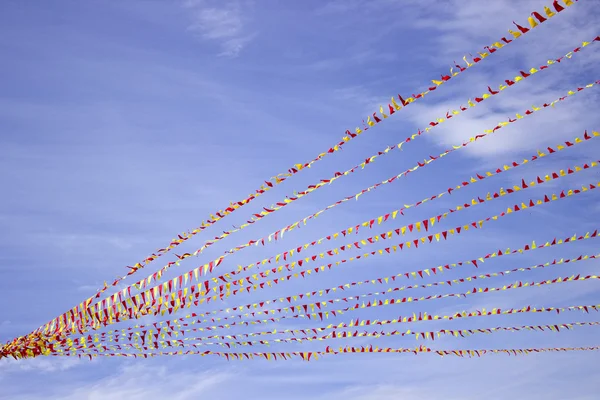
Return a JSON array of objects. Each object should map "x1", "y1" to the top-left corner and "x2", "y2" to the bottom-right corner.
[
  {"x1": 80, "y1": 252, "x2": 599, "y2": 345},
  {"x1": 45, "y1": 344, "x2": 600, "y2": 361},
  {"x1": 64, "y1": 321, "x2": 600, "y2": 353},
  {"x1": 121, "y1": 302, "x2": 600, "y2": 347},
  {"x1": 74, "y1": 172, "x2": 600, "y2": 332},
  {"x1": 172, "y1": 37, "x2": 598, "y2": 265},
  {"x1": 43, "y1": 82, "x2": 600, "y2": 339},
  {"x1": 93, "y1": 0, "x2": 578, "y2": 285},
  {"x1": 62, "y1": 251, "x2": 598, "y2": 353},
  {"x1": 128, "y1": 132, "x2": 597, "y2": 303},
  {"x1": 81, "y1": 228, "x2": 598, "y2": 342},
  {"x1": 37, "y1": 36, "x2": 597, "y2": 341},
  {"x1": 12, "y1": 176, "x2": 597, "y2": 363},
  {"x1": 2, "y1": 0, "x2": 595, "y2": 364}
]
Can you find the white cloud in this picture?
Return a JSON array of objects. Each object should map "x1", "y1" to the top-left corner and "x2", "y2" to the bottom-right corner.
[
  {"x1": 384, "y1": 0, "x2": 600, "y2": 160},
  {"x1": 403, "y1": 0, "x2": 600, "y2": 63},
  {"x1": 5, "y1": 362, "x2": 232, "y2": 400},
  {"x1": 57, "y1": 364, "x2": 229, "y2": 400},
  {"x1": 0, "y1": 356, "x2": 82, "y2": 373},
  {"x1": 183, "y1": 0, "x2": 254, "y2": 57},
  {"x1": 317, "y1": 0, "x2": 599, "y2": 161},
  {"x1": 403, "y1": 79, "x2": 599, "y2": 159}
]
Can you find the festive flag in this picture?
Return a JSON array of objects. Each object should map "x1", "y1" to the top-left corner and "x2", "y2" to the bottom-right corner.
[
  {"x1": 47, "y1": 81, "x2": 599, "y2": 337},
  {"x1": 68, "y1": 163, "x2": 600, "y2": 331},
  {"x1": 36, "y1": 37, "x2": 598, "y2": 340}
]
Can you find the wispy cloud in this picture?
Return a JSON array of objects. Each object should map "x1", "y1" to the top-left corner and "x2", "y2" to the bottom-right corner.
[
  {"x1": 0, "y1": 357, "x2": 82, "y2": 373},
  {"x1": 395, "y1": 0, "x2": 600, "y2": 160},
  {"x1": 183, "y1": 0, "x2": 254, "y2": 57},
  {"x1": 402, "y1": 79, "x2": 599, "y2": 159},
  {"x1": 4, "y1": 363, "x2": 232, "y2": 400},
  {"x1": 408, "y1": 0, "x2": 600, "y2": 64},
  {"x1": 321, "y1": 0, "x2": 600, "y2": 161}
]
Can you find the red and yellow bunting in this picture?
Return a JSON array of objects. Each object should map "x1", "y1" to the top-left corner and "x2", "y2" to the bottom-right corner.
[
  {"x1": 171, "y1": 37, "x2": 598, "y2": 266},
  {"x1": 53, "y1": 344, "x2": 600, "y2": 361},
  {"x1": 39, "y1": 37, "x2": 597, "y2": 340},
  {"x1": 118, "y1": 0, "x2": 579, "y2": 281},
  {"x1": 86, "y1": 345, "x2": 600, "y2": 360},
  {"x1": 44, "y1": 83, "x2": 599, "y2": 339},
  {"x1": 129, "y1": 132, "x2": 598, "y2": 304},
  {"x1": 74, "y1": 175, "x2": 600, "y2": 332},
  {"x1": 148, "y1": 302, "x2": 600, "y2": 345},
  {"x1": 48, "y1": 3, "x2": 580, "y2": 341},
  {"x1": 83, "y1": 228, "x2": 597, "y2": 342},
  {"x1": 63, "y1": 321, "x2": 600, "y2": 353},
  {"x1": 432, "y1": 345, "x2": 600, "y2": 358},
  {"x1": 97, "y1": 254, "x2": 599, "y2": 342},
  {"x1": 346, "y1": 0, "x2": 580, "y2": 138},
  {"x1": 3, "y1": 0, "x2": 596, "y2": 363}
]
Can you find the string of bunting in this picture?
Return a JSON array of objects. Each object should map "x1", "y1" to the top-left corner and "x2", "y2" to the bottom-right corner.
[
  {"x1": 40, "y1": 34, "x2": 597, "y2": 340},
  {"x1": 271, "y1": 0, "x2": 579, "y2": 180},
  {"x1": 65, "y1": 321, "x2": 600, "y2": 353},
  {"x1": 74, "y1": 171, "x2": 600, "y2": 332},
  {"x1": 433, "y1": 345, "x2": 600, "y2": 359},
  {"x1": 2, "y1": 0, "x2": 593, "y2": 362},
  {"x1": 125, "y1": 131, "x2": 599, "y2": 304},
  {"x1": 46, "y1": 81, "x2": 600, "y2": 338},
  {"x1": 76, "y1": 252, "x2": 599, "y2": 348},
  {"x1": 55, "y1": 301, "x2": 600, "y2": 356},
  {"x1": 81, "y1": 227, "x2": 598, "y2": 342},
  {"x1": 84, "y1": 0, "x2": 576, "y2": 286},
  {"x1": 16, "y1": 342, "x2": 600, "y2": 361},
  {"x1": 67, "y1": 345, "x2": 600, "y2": 361},
  {"x1": 61, "y1": 344, "x2": 600, "y2": 361},
  {"x1": 158, "y1": 37, "x2": 598, "y2": 269},
  {"x1": 50, "y1": 226, "x2": 598, "y2": 349},
  {"x1": 64, "y1": 251, "x2": 599, "y2": 352}
]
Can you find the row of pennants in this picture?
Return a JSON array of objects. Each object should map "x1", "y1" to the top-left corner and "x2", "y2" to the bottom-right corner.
[
  {"x1": 1, "y1": 0, "x2": 599, "y2": 361},
  {"x1": 38, "y1": 83, "x2": 600, "y2": 336}
]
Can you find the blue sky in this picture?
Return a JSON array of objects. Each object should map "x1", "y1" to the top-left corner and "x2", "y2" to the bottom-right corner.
[{"x1": 1, "y1": 0, "x2": 600, "y2": 399}]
